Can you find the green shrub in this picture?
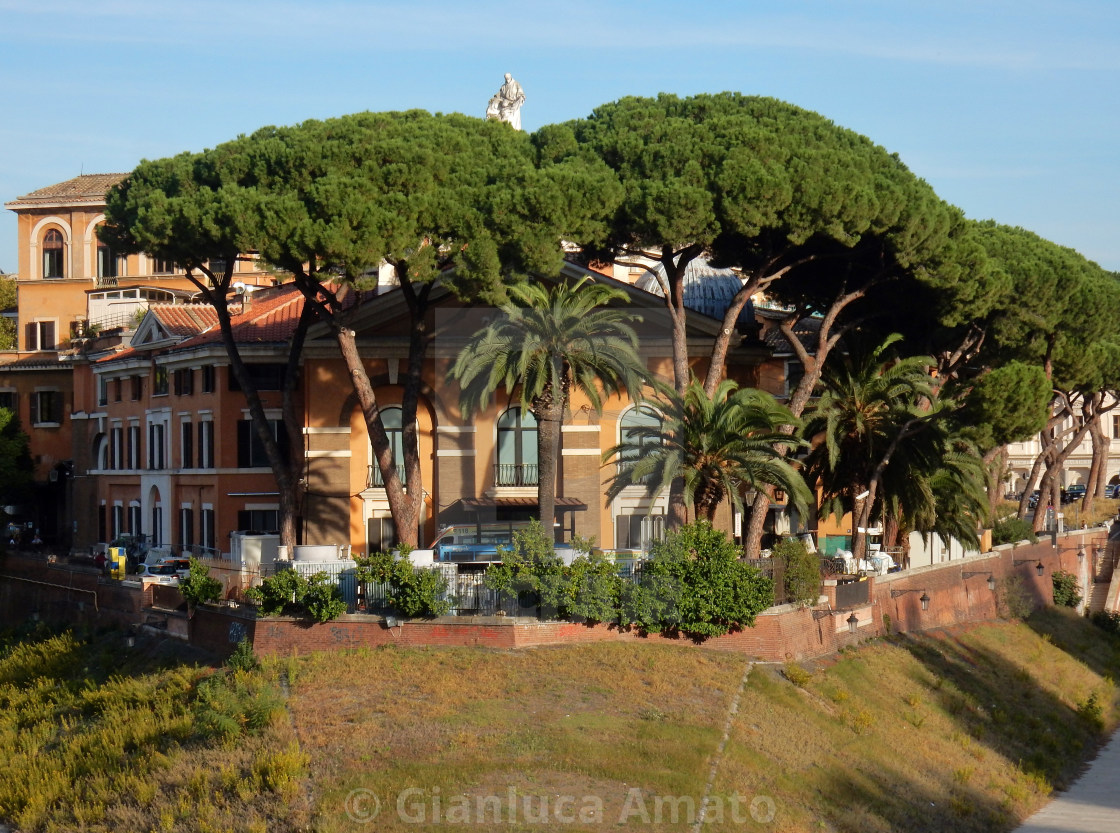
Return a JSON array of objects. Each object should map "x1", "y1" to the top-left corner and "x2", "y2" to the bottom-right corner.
[
  {"x1": 484, "y1": 521, "x2": 620, "y2": 623},
  {"x1": 631, "y1": 521, "x2": 774, "y2": 637},
  {"x1": 193, "y1": 670, "x2": 285, "y2": 742},
  {"x1": 354, "y1": 546, "x2": 452, "y2": 618},
  {"x1": 1091, "y1": 609, "x2": 1120, "y2": 635},
  {"x1": 1051, "y1": 569, "x2": 1082, "y2": 608},
  {"x1": 227, "y1": 637, "x2": 259, "y2": 672},
  {"x1": 178, "y1": 558, "x2": 223, "y2": 606},
  {"x1": 784, "y1": 661, "x2": 812, "y2": 687},
  {"x1": 997, "y1": 574, "x2": 1036, "y2": 620},
  {"x1": 302, "y1": 572, "x2": 348, "y2": 623},
  {"x1": 245, "y1": 568, "x2": 346, "y2": 622},
  {"x1": 773, "y1": 536, "x2": 821, "y2": 606},
  {"x1": 992, "y1": 517, "x2": 1038, "y2": 546}
]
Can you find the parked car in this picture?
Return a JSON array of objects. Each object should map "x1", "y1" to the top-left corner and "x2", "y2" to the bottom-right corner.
[
  {"x1": 1107, "y1": 483, "x2": 1120, "y2": 499},
  {"x1": 156, "y1": 557, "x2": 192, "y2": 579},
  {"x1": 134, "y1": 562, "x2": 180, "y2": 584},
  {"x1": 1062, "y1": 484, "x2": 1087, "y2": 504}
]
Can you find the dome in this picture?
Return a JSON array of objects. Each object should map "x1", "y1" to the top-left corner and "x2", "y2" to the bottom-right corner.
[{"x1": 634, "y1": 258, "x2": 755, "y2": 329}]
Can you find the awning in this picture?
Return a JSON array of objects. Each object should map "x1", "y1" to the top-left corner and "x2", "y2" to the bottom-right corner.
[{"x1": 452, "y1": 496, "x2": 587, "y2": 512}]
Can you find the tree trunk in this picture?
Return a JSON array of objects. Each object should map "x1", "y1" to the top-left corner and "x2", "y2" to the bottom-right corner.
[
  {"x1": 1085, "y1": 411, "x2": 1108, "y2": 517},
  {"x1": 335, "y1": 326, "x2": 418, "y2": 546},
  {"x1": 535, "y1": 383, "x2": 563, "y2": 543},
  {"x1": 742, "y1": 284, "x2": 860, "y2": 556},
  {"x1": 193, "y1": 264, "x2": 308, "y2": 551}
]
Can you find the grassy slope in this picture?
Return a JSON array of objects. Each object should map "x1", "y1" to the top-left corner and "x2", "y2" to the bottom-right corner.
[
  {"x1": 0, "y1": 627, "x2": 312, "y2": 833},
  {"x1": 289, "y1": 608, "x2": 1120, "y2": 833},
  {"x1": 1, "y1": 608, "x2": 1118, "y2": 832}
]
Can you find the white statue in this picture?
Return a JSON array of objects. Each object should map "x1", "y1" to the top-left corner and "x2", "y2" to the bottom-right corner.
[{"x1": 487, "y1": 73, "x2": 525, "y2": 130}]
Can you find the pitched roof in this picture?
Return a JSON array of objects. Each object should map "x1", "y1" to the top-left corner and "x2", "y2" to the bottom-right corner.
[
  {"x1": 148, "y1": 304, "x2": 220, "y2": 338},
  {"x1": 5, "y1": 174, "x2": 127, "y2": 209},
  {"x1": 762, "y1": 313, "x2": 822, "y2": 355},
  {"x1": 178, "y1": 284, "x2": 307, "y2": 349},
  {"x1": 98, "y1": 285, "x2": 308, "y2": 364}
]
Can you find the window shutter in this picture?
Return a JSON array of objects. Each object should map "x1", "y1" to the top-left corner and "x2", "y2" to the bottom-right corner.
[
  {"x1": 29, "y1": 393, "x2": 38, "y2": 425},
  {"x1": 237, "y1": 420, "x2": 251, "y2": 468}
]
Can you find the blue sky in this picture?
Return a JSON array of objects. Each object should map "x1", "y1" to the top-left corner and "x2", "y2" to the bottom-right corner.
[{"x1": 1, "y1": 0, "x2": 1117, "y2": 274}]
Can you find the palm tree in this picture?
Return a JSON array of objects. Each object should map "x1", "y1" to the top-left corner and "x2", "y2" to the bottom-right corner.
[
  {"x1": 604, "y1": 378, "x2": 812, "y2": 525},
  {"x1": 803, "y1": 333, "x2": 986, "y2": 559},
  {"x1": 451, "y1": 277, "x2": 647, "y2": 537}
]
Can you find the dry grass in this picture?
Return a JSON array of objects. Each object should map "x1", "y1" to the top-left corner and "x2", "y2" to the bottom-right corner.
[
  {"x1": 287, "y1": 610, "x2": 1120, "y2": 833},
  {"x1": 0, "y1": 625, "x2": 312, "y2": 833},
  {"x1": 4, "y1": 608, "x2": 1120, "y2": 832}
]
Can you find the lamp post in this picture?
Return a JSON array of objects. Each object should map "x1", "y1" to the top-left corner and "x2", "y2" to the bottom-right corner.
[
  {"x1": 890, "y1": 588, "x2": 930, "y2": 611},
  {"x1": 962, "y1": 570, "x2": 997, "y2": 592}
]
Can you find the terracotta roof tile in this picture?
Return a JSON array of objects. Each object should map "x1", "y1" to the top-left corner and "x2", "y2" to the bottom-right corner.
[
  {"x1": 177, "y1": 284, "x2": 308, "y2": 349},
  {"x1": 7, "y1": 174, "x2": 127, "y2": 206},
  {"x1": 148, "y1": 304, "x2": 219, "y2": 337}
]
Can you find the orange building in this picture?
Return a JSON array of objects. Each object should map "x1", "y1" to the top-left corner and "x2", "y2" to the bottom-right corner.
[{"x1": 2, "y1": 175, "x2": 276, "y2": 546}]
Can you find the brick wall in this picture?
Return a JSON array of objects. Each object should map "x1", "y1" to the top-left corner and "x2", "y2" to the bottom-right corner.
[
  {"x1": 0, "y1": 555, "x2": 147, "y2": 629},
  {"x1": 1, "y1": 530, "x2": 1106, "y2": 663},
  {"x1": 230, "y1": 531, "x2": 1106, "y2": 662}
]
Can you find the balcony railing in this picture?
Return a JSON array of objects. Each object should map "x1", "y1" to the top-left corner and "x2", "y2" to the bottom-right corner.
[
  {"x1": 367, "y1": 464, "x2": 407, "y2": 488},
  {"x1": 495, "y1": 462, "x2": 538, "y2": 487}
]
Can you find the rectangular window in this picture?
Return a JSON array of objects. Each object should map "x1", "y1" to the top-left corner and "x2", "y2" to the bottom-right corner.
[
  {"x1": 112, "y1": 505, "x2": 124, "y2": 540},
  {"x1": 181, "y1": 422, "x2": 194, "y2": 469},
  {"x1": 179, "y1": 507, "x2": 194, "y2": 549},
  {"x1": 96, "y1": 244, "x2": 119, "y2": 279},
  {"x1": 201, "y1": 365, "x2": 215, "y2": 393},
  {"x1": 111, "y1": 426, "x2": 123, "y2": 470},
  {"x1": 174, "y1": 368, "x2": 194, "y2": 396},
  {"x1": 1114, "y1": 414, "x2": 1120, "y2": 440},
  {"x1": 0, "y1": 391, "x2": 16, "y2": 413},
  {"x1": 151, "y1": 506, "x2": 162, "y2": 547},
  {"x1": 153, "y1": 367, "x2": 168, "y2": 396},
  {"x1": 151, "y1": 258, "x2": 176, "y2": 275},
  {"x1": 237, "y1": 508, "x2": 279, "y2": 534},
  {"x1": 228, "y1": 364, "x2": 285, "y2": 392},
  {"x1": 201, "y1": 507, "x2": 216, "y2": 551},
  {"x1": 615, "y1": 514, "x2": 665, "y2": 551},
  {"x1": 198, "y1": 421, "x2": 215, "y2": 468},
  {"x1": 128, "y1": 505, "x2": 142, "y2": 536},
  {"x1": 128, "y1": 425, "x2": 140, "y2": 469},
  {"x1": 30, "y1": 390, "x2": 62, "y2": 425},
  {"x1": 131, "y1": 376, "x2": 142, "y2": 401},
  {"x1": 148, "y1": 423, "x2": 166, "y2": 470},
  {"x1": 367, "y1": 516, "x2": 397, "y2": 553},
  {"x1": 237, "y1": 419, "x2": 288, "y2": 468},
  {"x1": 97, "y1": 377, "x2": 109, "y2": 407},
  {"x1": 25, "y1": 321, "x2": 56, "y2": 351}
]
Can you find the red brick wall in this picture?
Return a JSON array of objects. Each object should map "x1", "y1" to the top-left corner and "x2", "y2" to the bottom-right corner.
[
  {"x1": 2, "y1": 532, "x2": 1103, "y2": 663},
  {"x1": 233, "y1": 533, "x2": 1104, "y2": 662}
]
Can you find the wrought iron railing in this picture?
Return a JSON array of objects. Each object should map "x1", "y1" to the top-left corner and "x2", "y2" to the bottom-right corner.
[
  {"x1": 494, "y1": 462, "x2": 538, "y2": 487},
  {"x1": 367, "y1": 464, "x2": 407, "y2": 488}
]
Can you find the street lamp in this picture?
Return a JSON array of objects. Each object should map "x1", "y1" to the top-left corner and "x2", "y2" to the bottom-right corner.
[
  {"x1": 963, "y1": 570, "x2": 997, "y2": 592},
  {"x1": 890, "y1": 588, "x2": 931, "y2": 611}
]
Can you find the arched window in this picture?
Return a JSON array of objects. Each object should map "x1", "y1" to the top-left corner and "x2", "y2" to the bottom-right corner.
[
  {"x1": 619, "y1": 405, "x2": 662, "y2": 466},
  {"x1": 42, "y1": 229, "x2": 64, "y2": 278},
  {"x1": 370, "y1": 406, "x2": 406, "y2": 486},
  {"x1": 496, "y1": 407, "x2": 538, "y2": 486}
]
